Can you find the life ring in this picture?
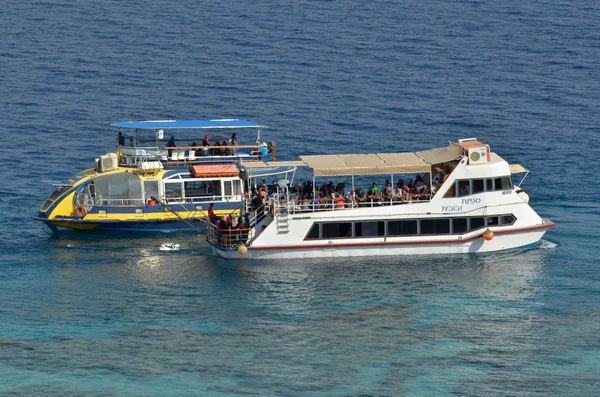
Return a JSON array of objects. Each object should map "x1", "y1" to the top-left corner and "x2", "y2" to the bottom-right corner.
[
  {"x1": 75, "y1": 206, "x2": 88, "y2": 217},
  {"x1": 270, "y1": 205, "x2": 275, "y2": 217}
]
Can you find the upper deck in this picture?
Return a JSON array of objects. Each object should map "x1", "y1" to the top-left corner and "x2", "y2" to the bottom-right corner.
[{"x1": 113, "y1": 119, "x2": 276, "y2": 167}]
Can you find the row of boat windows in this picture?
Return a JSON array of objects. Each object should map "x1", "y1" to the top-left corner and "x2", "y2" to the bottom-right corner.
[
  {"x1": 444, "y1": 176, "x2": 513, "y2": 198},
  {"x1": 304, "y1": 214, "x2": 517, "y2": 240},
  {"x1": 164, "y1": 180, "x2": 242, "y2": 200},
  {"x1": 69, "y1": 173, "x2": 243, "y2": 207}
]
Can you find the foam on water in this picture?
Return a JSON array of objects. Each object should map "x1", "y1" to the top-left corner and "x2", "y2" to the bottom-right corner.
[{"x1": 539, "y1": 239, "x2": 558, "y2": 249}]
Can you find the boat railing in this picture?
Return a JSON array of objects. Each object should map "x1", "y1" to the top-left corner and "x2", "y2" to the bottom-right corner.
[
  {"x1": 119, "y1": 144, "x2": 273, "y2": 166},
  {"x1": 163, "y1": 193, "x2": 242, "y2": 206},
  {"x1": 272, "y1": 195, "x2": 432, "y2": 215},
  {"x1": 206, "y1": 222, "x2": 253, "y2": 249},
  {"x1": 92, "y1": 198, "x2": 147, "y2": 207}
]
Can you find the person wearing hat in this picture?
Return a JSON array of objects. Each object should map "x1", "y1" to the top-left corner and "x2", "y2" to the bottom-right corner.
[{"x1": 251, "y1": 142, "x2": 269, "y2": 157}]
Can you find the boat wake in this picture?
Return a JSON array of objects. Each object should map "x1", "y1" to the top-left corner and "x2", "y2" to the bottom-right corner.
[{"x1": 539, "y1": 239, "x2": 557, "y2": 249}]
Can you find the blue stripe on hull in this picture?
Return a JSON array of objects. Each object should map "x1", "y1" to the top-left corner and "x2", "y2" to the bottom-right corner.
[
  {"x1": 48, "y1": 219, "x2": 207, "y2": 233},
  {"x1": 97, "y1": 220, "x2": 207, "y2": 232}
]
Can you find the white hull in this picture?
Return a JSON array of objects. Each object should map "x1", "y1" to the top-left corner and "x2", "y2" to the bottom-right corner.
[{"x1": 213, "y1": 225, "x2": 551, "y2": 260}]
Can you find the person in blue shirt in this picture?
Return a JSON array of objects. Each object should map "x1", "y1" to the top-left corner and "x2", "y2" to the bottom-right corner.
[{"x1": 251, "y1": 142, "x2": 269, "y2": 157}]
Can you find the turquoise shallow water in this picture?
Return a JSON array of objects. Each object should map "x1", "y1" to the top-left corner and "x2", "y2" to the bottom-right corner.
[{"x1": 1, "y1": 0, "x2": 600, "y2": 395}]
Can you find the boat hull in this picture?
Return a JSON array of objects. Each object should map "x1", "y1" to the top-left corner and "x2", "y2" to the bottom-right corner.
[
  {"x1": 211, "y1": 223, "x2": 552, "y2": 259},
  {"x1": 35, "y1": 217, "x2": 208, "y2": 233}
]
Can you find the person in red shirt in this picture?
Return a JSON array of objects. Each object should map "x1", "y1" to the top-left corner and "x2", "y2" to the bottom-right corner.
[{"x1": 208, "y1": 203, "x2": 216, "y2": 224}]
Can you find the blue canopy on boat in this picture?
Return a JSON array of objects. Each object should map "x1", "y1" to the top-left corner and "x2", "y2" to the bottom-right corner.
[{"x1": 111, "y1": 119, "x2": 264, "y2": 129}]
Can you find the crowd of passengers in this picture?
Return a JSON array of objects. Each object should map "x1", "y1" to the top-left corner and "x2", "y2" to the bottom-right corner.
[
  {"x1": 164, "y1": 133, "x2": 271, "y2": 158},
  {"x1": 247, "y1": 172, "x2": 451, "y2": 212}
]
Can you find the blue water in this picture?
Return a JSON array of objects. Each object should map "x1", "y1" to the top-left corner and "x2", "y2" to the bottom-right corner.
[{"x1": 1, "y1": 0, "x2": 599, "y2": 395}]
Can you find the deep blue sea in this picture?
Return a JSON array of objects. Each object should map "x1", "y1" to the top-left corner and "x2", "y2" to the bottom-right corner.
[{"x1": 1, "y1": 0, "x2": 599, "y2": 395}]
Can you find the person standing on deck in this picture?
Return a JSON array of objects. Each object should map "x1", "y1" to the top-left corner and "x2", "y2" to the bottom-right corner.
[
  {"x1": 208, "y1": 203, "x2": 216, "y2": 224},
  {"x1": 230, "y1": 133, "x2": 238, "y2": 155},
  {"x1": 166, "y1": 136, "x2": 176, "y2": 157}
]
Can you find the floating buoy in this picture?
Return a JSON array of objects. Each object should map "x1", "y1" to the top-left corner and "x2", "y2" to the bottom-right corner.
[
  {"x1": 483, "y1": 229, "x2": 494, "y2": 241},
  {"x1": 237, "y1": 244, "x2": 248, "y2": 255},
  {"x1": 160, "y1": 243, "x2": 180, "y2": 251}
]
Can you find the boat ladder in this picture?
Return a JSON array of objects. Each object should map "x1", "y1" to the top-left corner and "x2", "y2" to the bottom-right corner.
[{"x1": 275, "y1": 202, "x2": 289, "y2": 234}]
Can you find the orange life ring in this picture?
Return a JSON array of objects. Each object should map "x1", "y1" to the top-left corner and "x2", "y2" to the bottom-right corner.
[{"x1": 75, "y1": 206, "x2": 88, "y2": 217}]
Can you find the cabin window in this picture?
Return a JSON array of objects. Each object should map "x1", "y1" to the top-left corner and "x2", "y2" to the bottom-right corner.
[
  {"x1": 233, "y1": 180, "x2": 242, "y2": 196},
  {"x1": 494, "y1": 176, "x2": 512, "y2": 191},
  {"x1": 144, "y1": 181, "x2": 159, "y2": 201},
  {"x1": 444, "y1": 181, "x2": 457, "y2": 198},
  {"x1": 387, "y1": 220, "x2": 418, "y2": 236},
  {"x1": 470, "y1": 217, "x2": 485, "y2": 231},
  {"x1": 210, "y1": 180, "x2": 222, "y2": 196},
  {"x1": 89, "y1": 175, "x2": 110, "y2": 206},
  {"x1": 420, "y1": 219, "x2": 450, "y2": 235},
  {"x1": 165, "y1": 182, "x2": 183, "y2": 200},
  {"x1": 305, "y1": 223, "x2": 320, "y2": 240},
  {"x1": 355, "y1": 221, "x2": 385, "y2": 238},
  {"x1": 486, "y1": 179, "x2": 494, "y2": 191},
  {"x1": 452, "y1": 218, "x2": 468, "y2": 234},
  {"x1": 500, "y1": 214, "x2": 516, "y2": 225},
  {"x1": 183, "y1": 181, "x2": 204, "y2": 197},
  {"x1": 41, "y1": 186, "x2": 70, "y2": 211},
  {"x1": 487, "y1": 216, "x2": 499, "y2": 226},
  {"x1": 458, "y1": 180, "x2": 470, "y2": 197},
  {"x1": 322, "y1": 222, "x2": 352, "y2": 239},
  {"x1": 224, "y1": 181, "x2": 233, "y2": 197},
  {"x1": 109, "y1": 173, "x2": 143, "y2": 204},
  {"x1": 472, "y1": 179, "x2": 484, "y2": 194}
]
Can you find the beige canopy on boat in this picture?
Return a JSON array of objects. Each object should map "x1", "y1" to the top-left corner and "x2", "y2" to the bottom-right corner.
[
  {"x1": 509, "y1": 164, "x2": 528, "y2": 174},
  {"x1": 300, "y1": 145, "x2": 463, "y2": 176},
  {"x1": 241, "y1": 160, "x2": 306, "y2": 168}
]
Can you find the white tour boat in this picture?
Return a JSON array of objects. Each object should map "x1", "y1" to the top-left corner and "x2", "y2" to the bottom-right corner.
[{"x1": 206, "y1": 138, "x2": 554, "y2": 259}]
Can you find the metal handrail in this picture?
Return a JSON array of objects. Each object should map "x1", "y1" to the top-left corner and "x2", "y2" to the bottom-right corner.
[
  {"x1": 271, "y1": 195, "x2": 432, "y2": 215},
  {"x1": 206, "y1": 221, "x2": 253, "y2": 249}
]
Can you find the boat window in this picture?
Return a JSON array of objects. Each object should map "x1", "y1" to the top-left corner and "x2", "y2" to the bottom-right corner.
[
  {"x1": 494, "y1": 176, "x2": 512, "y2": 191},
  {"x1": 90, "y1": 175, "x2": 109, "y2": 206},
  {"x1": 355, "y1": 221, "x2": 385, "y2": 238},
  {"x1": 144, "y1": 181, "x2": 159, "y2": 201},
  {"x1": 233, "y1": 180, "x2": 242, "y2": 196},
  {"x1": 109, "y1": 173, "x2": 143, "y2": 204},
  {"x1": 500, "y1": 214, "x2": 516, "y2": 225},
  {"x1": 472, "y1": 179, "x2": 484, "y2": 194},
  {"x1": 49, "y1": 186, "x2": 69, "y2": 201},
  {"x1": 486, "y1": 179, "x2": 494, "y2": 191},
  {"x1": 487, "y1": 216, "x2": 499, "y2": 226},
  {"x1": 458, "y1": 180, "x2": 470, "y2": 197},
  {"x1": 444, "y1": 181, "x2": 457, "y2": 198},
  {"x1": 211, "y1": 180, "x2": 222, "y2": 196},
  {"x1": 387, "y1": 220, "x2": 418, "y2": 236},
  {"x1": 224, "y1": 181, "x2": 233, "y2": 197},
  {"x1": 165, "y1": 182, "x2": 183, "y2": 200},
  {"x1": 322, "y1": 222, "x2": 352, "y2": 239},
  {"x1": 420, "y1": 219, "x2": 450, "y2": 235},
  {"x1": 470, "y1": 217, "x2": 485, "y2": 231},
  {"x1": 452, "y1": 218, "x2": 468, "y2": 234},
  {"x1": 305, "y1": 223, "x2": 320, "y2": 240}
]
